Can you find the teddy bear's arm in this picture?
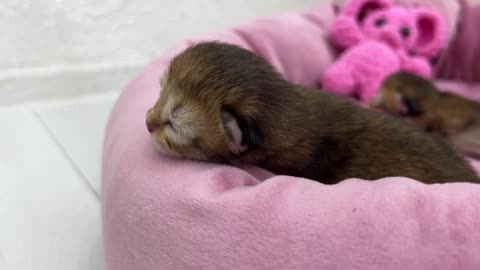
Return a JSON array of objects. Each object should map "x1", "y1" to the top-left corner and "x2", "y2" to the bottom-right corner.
[{"x1": 398, "y1": 51, "x2": 432, "y2": 79}]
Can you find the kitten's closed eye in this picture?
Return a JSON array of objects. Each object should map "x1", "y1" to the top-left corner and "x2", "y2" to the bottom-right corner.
[{"x1": 171, "y1": 104, "x2": 185, "y2": 119}]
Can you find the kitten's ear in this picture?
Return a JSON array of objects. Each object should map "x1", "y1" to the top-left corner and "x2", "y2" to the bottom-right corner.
[
  {"x1": 239, "y1": 116, "x2": 262, "y2": 149},
  {"x1": 221, "y1": 111, "x2": 246, "y2": 154},
  {"x1": 221, "y1": 108, "x2": 262, "y2": 154},
  {"x1": 401, "y1": 95, "x2": 423, "y2": 116}
]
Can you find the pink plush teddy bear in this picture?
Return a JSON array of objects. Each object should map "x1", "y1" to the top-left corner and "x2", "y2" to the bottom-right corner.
[{"x1": 323, "y1": 0, "x2": 448, "y2": 102}]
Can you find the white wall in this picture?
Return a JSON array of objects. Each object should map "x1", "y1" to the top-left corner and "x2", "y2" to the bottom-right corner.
[{"x1": 0, "y1": 0, "x2": 320, "y2": 106}]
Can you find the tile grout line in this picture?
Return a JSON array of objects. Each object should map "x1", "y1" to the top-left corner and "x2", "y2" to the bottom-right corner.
[
  {"x1": 32, "y1": 110, "x2": 101, "y2": 202},
  {"x1": 0, "y1": 91, "x2": 119, "y2": 112}
]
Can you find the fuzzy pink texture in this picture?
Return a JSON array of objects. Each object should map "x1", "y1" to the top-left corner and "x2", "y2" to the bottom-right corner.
[
  {"x1": 102, "y1": 2, "x2": 480, "y2": 270},
  {"x1": 323, "y1": 0, "x2": 448, "y2": 101},
  {"x1": 394, "y1": 0, "x2": 461, "y2": 43}
]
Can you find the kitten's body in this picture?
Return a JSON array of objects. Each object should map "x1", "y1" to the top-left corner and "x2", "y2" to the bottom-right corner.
[{"x1": 146, "y1": 42, "x2": 479, "y2": 184}]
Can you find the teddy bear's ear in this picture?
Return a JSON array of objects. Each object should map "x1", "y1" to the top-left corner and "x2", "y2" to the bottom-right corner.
[
  {"x1": 342, "y1": 0, "x2": 392, "y2": 22},
  {"x1": 412, "y1": 8, "x2": 448, "y2": 58}
]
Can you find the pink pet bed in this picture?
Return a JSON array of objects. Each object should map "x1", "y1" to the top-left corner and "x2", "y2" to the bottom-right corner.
[{"x1": 102, "y1": 1, "x2": 480, "y2": 270}]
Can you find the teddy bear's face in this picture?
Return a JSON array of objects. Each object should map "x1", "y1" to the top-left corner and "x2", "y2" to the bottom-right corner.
[{"x1": 361, "y1": 7, "x2": 417, "y2": 51}]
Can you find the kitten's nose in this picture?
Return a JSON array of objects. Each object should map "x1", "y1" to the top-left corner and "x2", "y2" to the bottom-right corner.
[
  {"x1": 146, "y1": 108, "x2": 160, "y2": 133},
  {"x1": 147, "y1": 120, "x2": 160, "y2": 133}
]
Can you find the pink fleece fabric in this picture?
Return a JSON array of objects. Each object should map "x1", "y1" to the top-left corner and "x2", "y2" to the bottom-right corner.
[
  {"x1": 102, "y1": 2, "x2": 480, "y2": 270},
  {"x1": 435, "y1": 0, "x2": 480, "y2": 82}
]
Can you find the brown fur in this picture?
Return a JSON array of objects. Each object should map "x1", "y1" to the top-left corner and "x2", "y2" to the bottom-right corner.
[
  {"x1": 372, "y1": 72, "x2": 480, "y2": 158},
  {"x1": 146, "y1": 42, "x2": 479, "y2": 184}
]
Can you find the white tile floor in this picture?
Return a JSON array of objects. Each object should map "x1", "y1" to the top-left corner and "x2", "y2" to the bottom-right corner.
[{"x1": 0, "y1": 93, "x2": 117, "y2": 270}]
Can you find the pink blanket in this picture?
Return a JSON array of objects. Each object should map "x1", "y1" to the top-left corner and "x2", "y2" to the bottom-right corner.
[{"x1": 102, "y1": 2, "x2": 480, "y2": 270}]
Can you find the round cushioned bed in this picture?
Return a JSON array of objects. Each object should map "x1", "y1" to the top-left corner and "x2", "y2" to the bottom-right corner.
[{"x1": 102, "y1": 1, "x2": 480, "y2": 270}]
